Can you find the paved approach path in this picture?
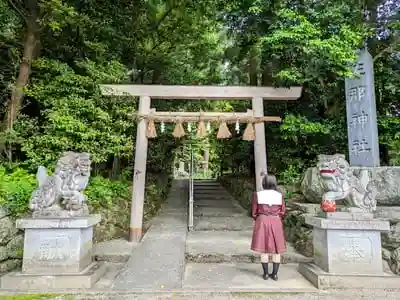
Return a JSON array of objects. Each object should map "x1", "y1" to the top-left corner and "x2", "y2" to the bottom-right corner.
[
  {"x1": 112, "y1": 178, "x2": 316, "y2": 292},
  {"x1": 112, "y1": 179, "x2": 315, "y2": 292},
  {"x1": 112, "y1": 180, "x2": 188, "y2": 290},
  {"x1": 183, "y1": 180, "x2": 314, "y2": 291}
]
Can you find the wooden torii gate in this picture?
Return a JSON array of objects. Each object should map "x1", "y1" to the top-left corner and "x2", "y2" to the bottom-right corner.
[{"x1": 100, "y1": 84, "x2": 302, "y2": 242}]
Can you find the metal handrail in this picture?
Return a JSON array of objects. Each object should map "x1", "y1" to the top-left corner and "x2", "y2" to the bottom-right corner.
[{"x1": 188, "y1": 150, "x2": 194, "y2": 231}]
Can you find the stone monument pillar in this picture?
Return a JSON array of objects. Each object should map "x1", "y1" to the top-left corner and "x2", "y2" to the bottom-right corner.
[
  {"x1": 0, "y1": 152, "x2": 106, "y2": 290},
  {"x1": 345, "y1": 48, "x2": 380, "y2": 167}
]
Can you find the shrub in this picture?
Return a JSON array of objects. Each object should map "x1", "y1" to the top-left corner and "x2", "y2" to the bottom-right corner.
[
  {"x1": 0, "y1": 167, "x2": 36, "y2": 217},
  {"x1": 0, "y1": 165, "x2": 172, "y2": 243},
  {"x1": 85, "y1": 176, "x2": 131, "y2": 211}
]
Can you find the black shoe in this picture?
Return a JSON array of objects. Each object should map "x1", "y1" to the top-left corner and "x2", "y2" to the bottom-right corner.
[
  {"x1": 261, "y1": 263, "x2": 269, "y2": 280},
  {"x1": 270, "y1": 263, "x2": 280, "y2": 281}
]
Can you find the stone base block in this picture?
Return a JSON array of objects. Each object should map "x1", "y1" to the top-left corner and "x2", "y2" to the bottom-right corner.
[
  {"x1": 299, "y1": 262, "x2": 400, "y2": 289},
  {"x1": 0, "y1": 262, "x2": 107, "y2": 290},
  {"x1": 324, "y1": 211, "x2": 373, "y2": 220},
  {"x1": 17, "y1": 215, "x2": 101, "y2": 274},
  {"x1": 306, "y1": 215, "x2": 389, "y2": 274}
]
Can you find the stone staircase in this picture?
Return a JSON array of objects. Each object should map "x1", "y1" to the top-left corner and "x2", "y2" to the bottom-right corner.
[
  {"x1": 186, "y1": 179, "x2": 312, "y2": 264},
  {"x1": 193, "y1": 180, "x2": 252, "y2": 231}
]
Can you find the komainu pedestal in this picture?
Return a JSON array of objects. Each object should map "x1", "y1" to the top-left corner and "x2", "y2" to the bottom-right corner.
[
  {"x1": 298, "y1": 211, "x2": 400, "y2": 289},
  {"x1": 0, "y1": 215, "x2": 106, "y2": 290}
]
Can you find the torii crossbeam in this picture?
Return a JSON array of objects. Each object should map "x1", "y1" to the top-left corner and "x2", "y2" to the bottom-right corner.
[{"x1": 100, "y1": 84, "x2": 302, "y2": 242}]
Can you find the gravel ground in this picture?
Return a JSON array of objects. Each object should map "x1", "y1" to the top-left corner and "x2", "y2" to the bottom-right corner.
[{"x1": 6, "y1": 289, "x2": 398, "y2": 300}]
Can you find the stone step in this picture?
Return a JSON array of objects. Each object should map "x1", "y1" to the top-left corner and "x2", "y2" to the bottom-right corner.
[
  {"x1": 93, "y1": 262, "x2": 124, "y2": 288},
  {"x1": 194, "y1": 201, "x2": 237, "y2": 208},
  {"x1": 193, "y1": 183, "x2": 220, "y2": 187},
  {"x1": 194, "y1": 179, "x2": 220, "y2": 182},
  {"x1": 193, "y1": 197, "x2": 235, "y2": 205},
  {"x1": 194, "y1": 197, "x2": 234, "y2": 202},
  {"x1": 193, "y1": 216, "x2": 254, "y2": 231},
  {"x1": 193, "y1": 189, "x2": 227, "y2": 192},
  {"x1": 194, "y1": 198, "x2": 234, "y2": 202},
  {"x1": 194, "y1": 206, "x2": 247, "y2": 217},
  {"x1": 193, "y1": 186, "x2": 221, "y2": 188},
  {"x1": 194, "y1": 195, "x2": 234, "y2": 200},
  {"x1": 193, "y1": 188, "x2": 224, "y2": 192},
  {"x1": 194, "y1": 198, "x2": 234, "y2": 203},
  {"x1": 193, "y1": 185, "x2": 225, "y2": 189},
  {"x1": 193, "y1": 190, "x2": 232, "y2": 197},
  {"x1": 194, "y1": 191, "x2": 232, "y2": 196},
  {"x1": 194, "y1": 182, "x2": 222, "y2": 185},
  {"x1": 93, "y1": 239, "x2": 138, "y2": 263},
  {"x1": 194, "y1": 179, "x2": 219, "y2": 183},
  {"x1": 182, "y1": 263, "x2": 316, "y2": 291},
  {"x1": 186, "y1": 231, "x2": 313, "y2": 264}
]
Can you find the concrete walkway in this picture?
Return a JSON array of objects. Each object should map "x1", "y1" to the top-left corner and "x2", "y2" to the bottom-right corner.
[
  {"x1": 111, "y1": 179, "x2": 315, "y2": 292},
  {"x1": 183, "y1": 180, "x2": 315, "y2": 292},
  {"x1": 112, "y1": 180, "x2": 188, "y2": 290},
  {"x1": 186, "y1": 180, "x2": 312, "y2": 264}
]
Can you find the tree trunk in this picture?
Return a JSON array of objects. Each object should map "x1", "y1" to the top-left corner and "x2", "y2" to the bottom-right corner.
[
  {"x1": 151, "y1": 66, "x2": 163, "y2": 84},
  {"x1": 2, "y1": 21, "x2": 39, "y2": 161},
  {"x1": 203, "y1": 148, "x2": 209, "y2": 175},
  {"x1": 249, "y1": 58, "x2": 258, "y2": 86},
  {"x1": 110, "y1": 155, "x2": 121, "y2": 179},
  {"x1": 261, "y1": 63, "x2": 273, "y2": 86},
  {"x1": 379, "y1": 144, "x2": 390, "y2": 166},
  {"x1": 5, "y1": 26, "x2": 38, "y2": 131}
]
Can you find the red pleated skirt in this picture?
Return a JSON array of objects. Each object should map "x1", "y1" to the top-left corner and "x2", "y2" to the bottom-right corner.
[{"x1": 251, "y1": 215, "x2": 286, "y2": 254}]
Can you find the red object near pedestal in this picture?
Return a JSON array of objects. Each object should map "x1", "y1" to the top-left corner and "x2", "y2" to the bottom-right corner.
[{"x1": 320, "y1": 200, "x2": 336, "y2": 212}]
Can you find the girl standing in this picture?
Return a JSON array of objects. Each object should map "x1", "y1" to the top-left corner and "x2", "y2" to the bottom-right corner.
[{"x1": 250, "y1": 173, "x2": 286, "y2": 280}]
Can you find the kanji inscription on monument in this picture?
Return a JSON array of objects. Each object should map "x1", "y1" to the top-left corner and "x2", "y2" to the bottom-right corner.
[
  {"x1": 34, "y1": 236, "x2": 70, "y2": 261},
  {"x1": 341, "y1": 236, "x2": 373, "y2": 263},
  {"x1": 345, "y1": 48, "x2": 380, "y2": 167}
]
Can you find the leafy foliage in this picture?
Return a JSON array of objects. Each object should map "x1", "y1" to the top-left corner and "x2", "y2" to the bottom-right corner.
[
  {"x1": 85, "y1": 176, "x2": 131, "y2": 210},
  {"x1": 13, "y1": 58, "x2": 134, "y2": 169},
  {"x1": 0, "y1": 167, "x2": 36, "y2": 216},
  {"x1": 0, "y1": 0, "x2": 399, "y2": 240}
]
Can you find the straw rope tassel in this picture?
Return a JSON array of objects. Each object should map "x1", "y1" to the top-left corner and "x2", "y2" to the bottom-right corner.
[
  {"x1": 146, "y1": 119, "x2": 157, "y2": 138},
  {"x1": 196, "y1": 120, "x2": 207, "y2": 138},
  {"x1": 217, "y1": 121, "x2": 231, "y2": 139},
  {"x1": 242, "y1": 122, "x2": 255, "y2": 141},
  {"x1": 172, "y1": 121, "x2": 185, "y2": 138}
]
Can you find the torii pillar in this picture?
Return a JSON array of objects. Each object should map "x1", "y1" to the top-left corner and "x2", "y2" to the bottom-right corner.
[
  {"x1": 252, "y1": 97, "x2": 268, "y2": 191},
  {"x1": 130, "y1": 96, "x2": 151, "y2": 242}
]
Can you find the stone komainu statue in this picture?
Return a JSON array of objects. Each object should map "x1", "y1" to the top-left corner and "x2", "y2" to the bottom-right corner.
[
  {"x1": 29, "y1": 152, "x2": 91, "y2": 217},
  {"x1": 316, "y1": 154, "x2": 382, "y2": 212}
]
